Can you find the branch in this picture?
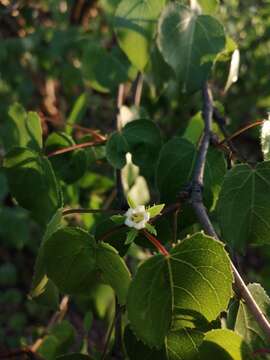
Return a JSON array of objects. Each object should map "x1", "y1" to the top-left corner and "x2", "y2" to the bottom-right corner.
[{"x1": 190, "y1": 82, "x2": 270, "y2": 340}]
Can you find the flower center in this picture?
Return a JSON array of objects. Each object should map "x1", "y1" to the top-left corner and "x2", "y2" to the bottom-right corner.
[{"x1": 131, "y1": 212, "x2": 145, "y2": 223}]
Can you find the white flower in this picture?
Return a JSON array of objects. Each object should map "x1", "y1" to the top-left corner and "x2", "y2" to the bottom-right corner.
[
  {"x1": 124, "y1": 205, "x2": 150, "y2": 230},
  {"x1": 261, "y1": 115, "x2": 270, "y2": 160}
]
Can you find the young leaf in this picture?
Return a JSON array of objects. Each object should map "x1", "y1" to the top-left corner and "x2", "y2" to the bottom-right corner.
[
  {"x1": 114, "y1": 0, "x2": 166, "y2": 71},
  {"x1": 157, "y1": 3, "x2": 225, "y2": 93},
  {"x1": 125, "y1": 229, "x2": 139, "y2": 245},
  {"x1": 2, "y1": 103, "x2": 42, "y2": 152},
  {"x1": 127, "y1": 194, "x2": 136, "y2": 209},
  {"x1": 198, "y1": 329, "x2": 252, "y2": 359},
  {"x1": 147, "y1": 204, "x2": 165, "y2": 218},
  {"x1": 4, "y1": 147, "x2": 63, "y2": 225},
  {"x1": 110, "y1": 214, "x2": 126, "y2": 224},
  {"x1": 145, "y1": 223, "x2": 157, "y2": 236},
  {"x1": 127, "y1": 232, "x2": 233, "y2": 347},
  {"x1": 217, "y1": 162, "x2": 270, "y2": 252}
]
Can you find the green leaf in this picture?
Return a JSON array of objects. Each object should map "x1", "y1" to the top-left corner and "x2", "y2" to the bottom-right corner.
[
  {"x1": 145, "y1": 223, "x2": 157, "y2": 236},
  {"x1": 198, "y1": 329, "x2": 252, "y2": 359},
  {"x1": 82, "y1": 43, "x2": 129, "y2": 93},
  {"x1": 125, "y1": 228, "x2": 139, "y2": 245},
  {"x1": 114, "y1": 0, "x2": 166, "y2": 70},
  {"x1": 43, "y1": 227, "x2": 131, "y2": 303},
  {"x1": 233, "y1": 283, "x2": 270, "y2": 351},
  {"x1": 156, "y1": 138, "x2": 196, "y2": 203},
  {"x1": 0, "y1": 207, "x2": 30, "y2": 249},
  {"x1": 66, "y1": 93, "x2": 89, "y2": 135},
  {"x1": 2, "y1": 103, "x2": 42, "y2": 152},
  {"x1": 96, "y1": 242, "x2": 131, "y2": 305},
  {"x1": 156, "y1": 138, "x2": 226, "y2": 208},
  {"x1": 43, "y1": 227, "x2": 98, "y2": 294},
  {"x1": 217, "y1": 162, "x2": 270, "y2": 252},
  {"x1": 4, "y1": 147, "x2": 63, "y2": 225},
  {"x1": 197, "y1": 0, "x2": 219, "y2": 14},
  {"x1": 124, "y1": 326, "x2": 166, "y2": 359},
  {"x1": 0, "y1": 170, "x2": 9, "y2": 202},
  {"x1": 166, "y1": 328, "x2": 204, "y2": 360},
  {"x1": 30, "y1": 209, "x2": 63, "y2": 309},
  {"x1": 106, "y1": 120, "x2": 162, "y2": 178},
  {"x1": 127, "y1": 232, "x2": 233, "y2": 347},
  {"x1": 83, "y1": 311, "x2": 93, "y2": 333},
  {"x1": 183, "y1": 112, "x2": 204, "y2": 145},
  {"x1": 110, "y1": 214, "x2": 126, "y2": 224},
  {"x1": 157, "y1": 3, "x2": 225, "y2": 93},
  {"x1": 147, "y1": 204, "x2": 165, "y2": 218},
  {"x1": 46, "y1": 132, "x2": 88, "y2": 184},
  {"x1": 127, "y1": 194, "x2": 137, "y2": 209},
  {"x1": 38, "y1": 320, "x2": 75, "y2": 360}
]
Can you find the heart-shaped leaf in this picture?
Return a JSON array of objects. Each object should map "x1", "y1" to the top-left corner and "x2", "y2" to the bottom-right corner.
[
  {"x1": 157, "y1": 3, "x2": 225, "y2": 93},
  {"x1": 114, "y1": 0, "x2": 166, "y2": 70},
  {"x1": 127, "y1": 232, "x2": 232, "y2": 347}
]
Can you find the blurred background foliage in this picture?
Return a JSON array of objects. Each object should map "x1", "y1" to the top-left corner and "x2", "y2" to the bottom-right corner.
[{"x1": 1, "y1": 0, "x2": 270, "y2": 355}]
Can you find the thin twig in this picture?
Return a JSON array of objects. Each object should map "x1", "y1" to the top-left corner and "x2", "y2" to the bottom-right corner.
[
  {"x1": 218, "y1": 120, "x2": 263, "y2": 146},
  {"x1": 44, "y1": 117, "x2": 106, "y2": 141},
  {"x1": 47, "y1": 139, "x2": 106, "y2": 157},
  {"x1": 62, "y1": 208, "x2": 124, "y2": 217},
  {"x1": 190, "y1": 82, "x2": 270, "y2": 340}
]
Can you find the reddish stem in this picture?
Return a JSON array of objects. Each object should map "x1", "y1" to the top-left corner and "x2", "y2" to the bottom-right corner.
[
  {"x1": 47, "y1": 140, "x2": 106, "y2": 157},
  {"x1": 219, "y1": 120, "x2": 264, "y2": 146},
  {"x1": 142, "y1": 230, "x2": 169, "y2": 256},
  {"x1": 44, "y1": 116, "x2": 106, "y2": 142},
  {"x1": 253, "y1": 348, "x2": 270, "y2": 356}
]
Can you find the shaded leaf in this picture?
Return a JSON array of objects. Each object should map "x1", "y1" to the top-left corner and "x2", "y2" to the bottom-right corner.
[
  {"x1": 46, "y1": 132, "x2": 88, "y2": 184},
  {"x1": 217, "y1": 162, "x2": 270, "y2": 252},
  {"x1": 82, "y1": 43, "x2": 129, "y2": 93},
  {"x1": 106, "y1": 120, "x2": 162, "y2": 179},
  {"x1": 4, "y1": 147, "x2": 62, "y2": 225}
]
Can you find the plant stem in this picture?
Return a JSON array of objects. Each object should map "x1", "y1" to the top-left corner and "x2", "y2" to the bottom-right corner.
[
  {"x1": 218, "y1": 120, "x2": 264, "y2": 146},
  {"x1": 142, "y1": 229, "x2": 169, "y2": 256},
  {"x1": 47, "y1": 139, "x2": 106, "y2": 157},
  {"x1": 190, "y1": 82, "x2": 270, "y2": 340},
  {"x1": 134, "y1": 72, "x2": 144, "y2": 107},
  {"x1": 62, "y1": 208, "x2": 123, "y2": 216}
]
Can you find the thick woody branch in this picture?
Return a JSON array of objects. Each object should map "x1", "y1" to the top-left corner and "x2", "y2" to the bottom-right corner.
[{"x1": 190, "y1": 82, "x2": 270, "y2": 340}]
